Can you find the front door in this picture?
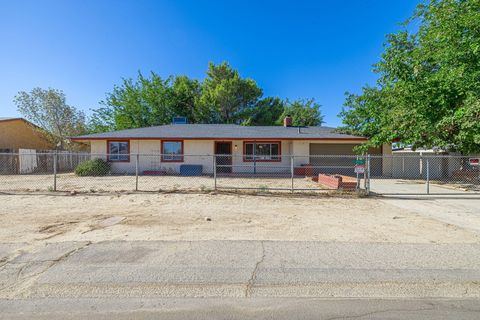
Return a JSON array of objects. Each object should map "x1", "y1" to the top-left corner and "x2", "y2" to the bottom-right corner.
[{"x1": 215, "y1": 142, "x2": 232, "y2": 173}]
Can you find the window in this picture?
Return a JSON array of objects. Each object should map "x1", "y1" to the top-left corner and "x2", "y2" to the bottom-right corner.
[
  {"x1": 162, "y1": 140, "x2": 184, "y2": 162},
  {"x1": 108, "y1": 141, "x2": 129, "y2": 162},
  {"x1": 244, "y1": 142, "x2": 281, "y2": 162}
]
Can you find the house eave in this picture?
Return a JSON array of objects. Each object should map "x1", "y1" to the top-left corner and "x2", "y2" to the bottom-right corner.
[{"x1": 70, "y1": 137, "x2": 368, "y2": 142}]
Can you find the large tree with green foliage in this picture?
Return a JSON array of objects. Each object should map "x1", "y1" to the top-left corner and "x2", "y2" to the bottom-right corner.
[
  {"x1": 196, "y1": 62, "x2": 263, "y2": 124},
  {"x1": 89, "y1": 72, "x2": 202, "y2": 132},
  {"x1": 90, "y1": 62, "x2": 325, "y2": 130},
  {"x1": 14, "y1": 87, "x2": 87, "y2": 150},
  {"x1": 240, "y1": 97, "x2": 285, "y2": 126},
  {"x1": 340, "y1": 0, "x2": 480, "y2": 153},
  {"x1": 278, "y1": 99, "x2": 324, "y2": 126}
]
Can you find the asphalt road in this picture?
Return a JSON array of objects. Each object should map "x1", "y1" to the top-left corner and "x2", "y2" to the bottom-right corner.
[
  {"x1": 2, "y1": 297, "x2": 480, "y2": 319},
  {"x1": 1, "y1": 240, "x2": 480, "y2": 319}
]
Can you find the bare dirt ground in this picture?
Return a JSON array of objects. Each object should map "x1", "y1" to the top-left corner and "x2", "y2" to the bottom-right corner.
[
  {"x1": 0, "y1": 174, "x2": 321, "y2": 192},
  {"x1": 2, "y1": 174, "x2": 478, "y2": 195},
  {"x1": 0, "y1": 192, "x2": 478, "y2": 245}
]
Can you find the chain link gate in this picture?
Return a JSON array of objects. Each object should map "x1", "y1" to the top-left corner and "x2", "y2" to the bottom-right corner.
[{"x1": 367, "y1": 154, "x2": 480, "y2": 195}]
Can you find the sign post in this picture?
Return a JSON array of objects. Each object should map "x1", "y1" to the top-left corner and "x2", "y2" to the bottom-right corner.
[{"x1": 354, "y1": 158, "x2": 366, "y2": 191}]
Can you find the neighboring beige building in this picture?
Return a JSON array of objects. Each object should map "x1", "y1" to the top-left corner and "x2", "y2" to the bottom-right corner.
[
  {"x1": 0, "y1": 117, "x2": 53, "y2": 152},
  {"x1": 71, "y1": 119, "x2": 392, "y2": 176}
]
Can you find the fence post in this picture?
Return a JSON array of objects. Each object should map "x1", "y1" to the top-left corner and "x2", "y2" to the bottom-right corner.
[
  {"x1": 366, "y1": 154, "x2": 371, "y2": 195},
  {"x1": 355, "y1": 156, "x2": 360, "y2": 192},
  {"x1": 213, "y1": 154, "x2": 217, "y2": 191},
  {"x1": 426, "y1": 158, "x2": 430, "y2": 195},
  {"x1": 53, "y1": 150, "x2": 57, "y2": 192},
  {"x1": 363, "y1": 154, "x2": 367, "y2": 191},
  {"x1": 135, "y1": 153, "x2": 139, "y2": 191},
  {"x1": 290, "y1": 155, "x2": 294, "y2": 193}
]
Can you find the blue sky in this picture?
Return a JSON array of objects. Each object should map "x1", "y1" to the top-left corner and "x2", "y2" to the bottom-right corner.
[{"x1": 0, "y1": 0, "x2": 419, "y2": 126}]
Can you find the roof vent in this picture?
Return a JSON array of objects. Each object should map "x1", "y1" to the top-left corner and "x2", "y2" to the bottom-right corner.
[{"x1": 172, "y1": 116, "x2": 187, "y2": 125}]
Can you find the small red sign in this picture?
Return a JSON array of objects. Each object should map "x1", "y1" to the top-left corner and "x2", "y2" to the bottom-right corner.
[{"x1": 469, "y1": 158, "x2": 480, "y2": 166}]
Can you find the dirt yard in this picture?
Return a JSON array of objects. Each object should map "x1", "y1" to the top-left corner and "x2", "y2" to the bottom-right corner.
[
  {"x1": 0, "y1": 192, "x2": 478, "y2": 245},
  {"x1": 0, "y1": 174, "x2": 322, "y2": 192}
]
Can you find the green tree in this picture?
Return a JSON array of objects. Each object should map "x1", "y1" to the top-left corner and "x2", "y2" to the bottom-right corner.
[
  {"x1": 240, "y1": 97, "x2": 285, "y2": 125},
  {"x1": 340, "y1": 0, "x2": 480, "y2": 153},
  {"x1": 278, "y1": 99, "x2": 324, "y2": 126},
  {"x1": 172, "y1": 75, "x2": 202, "y2": 122},
  {"x1": 14, "y1": 87, "x2": 87, "y2": 150},
  {"x1": 197, "y1": 62, "x2": 263, "y2": 124},
  {"x1": 89, "y1": 62, "x2": 326, "y2": 130},
  {"x1": 89, "y1": 72, "x2": 202, "y2": 132}
]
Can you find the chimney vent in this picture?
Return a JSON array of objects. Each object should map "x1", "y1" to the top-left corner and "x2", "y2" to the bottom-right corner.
[{"x1": 283, "y1": 115, "x2": 293, "y2": 127}]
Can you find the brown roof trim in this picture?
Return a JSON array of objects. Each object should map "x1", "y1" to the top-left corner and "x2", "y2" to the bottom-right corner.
[
  {"x1": 70, "y1": 137, "x2": 368, "y2": 141},
  {"x1": 0, "y1": 117, "x2": 47, "y2": 131}
]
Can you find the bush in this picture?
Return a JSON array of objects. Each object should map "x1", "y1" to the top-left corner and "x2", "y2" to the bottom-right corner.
[{"x1": 75, "y1": 158, "x2": 111, "y2": 176}]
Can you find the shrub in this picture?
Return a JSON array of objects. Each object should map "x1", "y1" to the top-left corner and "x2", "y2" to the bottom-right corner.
[{"x1": 75, "y1": 158, "x2": 110, "y2": 176}]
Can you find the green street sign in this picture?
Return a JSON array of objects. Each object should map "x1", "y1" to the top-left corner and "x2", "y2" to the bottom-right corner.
[{"x1": 354, "y1": 159, "x2": 366, "y2": 165}]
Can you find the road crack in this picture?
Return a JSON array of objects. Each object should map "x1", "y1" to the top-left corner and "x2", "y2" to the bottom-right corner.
[
  {"x1": 245, "y1": 241, "x2": 265, "y2": 298},
  {"x1": 0, "y1": 241, "x2": 92, "y2": 297}
]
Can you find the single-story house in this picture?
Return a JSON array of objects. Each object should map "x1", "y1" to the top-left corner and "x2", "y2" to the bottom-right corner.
[
  {"x1": 0, "y1": 117, "x2": 54, "y2": 152},
  {"x1": 0, "y1": 117, "x2": 90, "y2": 174},
  {"x1": 71, "y1": 117, "x2": 392, "y2": 175}
]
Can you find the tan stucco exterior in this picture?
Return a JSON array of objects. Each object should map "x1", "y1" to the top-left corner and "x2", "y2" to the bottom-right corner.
[
  {"x1": 0, "y1": 118, "x2": 53, "y2": 151},
  {"x1": 84, "y1": 139, "x2": 384, "y2": 174}
]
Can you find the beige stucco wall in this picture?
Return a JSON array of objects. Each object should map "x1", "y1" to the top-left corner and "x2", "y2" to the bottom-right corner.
[
  {"x1": 87, "y1": 139, "x2": 388, "y2": 174},
  {"x1": 0, "y1": 119, "x2": 52, "y2": 150},
  {"x1": 382, "y1": 143, "x2": 392, "y2": 155},
  {"x1": 90, "y1": 140, "x2": 214, "y2": 174},
  {"x1": 381, "y1": 143, "x2": 393, "y2": 176},
  {"x1": 90, "y1": 140, "x2": 107, "y2": 154},
  {"x1": 291, "y1": 141, "x2": 310, "y2": 167},
  {"x1": 291, "y1": 140, "x2": 373, "y2": 166}
]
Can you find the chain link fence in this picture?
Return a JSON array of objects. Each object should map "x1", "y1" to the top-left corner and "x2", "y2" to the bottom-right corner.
[
  {"x1": 369, "y1": 154, "x2": 480, "y2": 195},
  {"x1": 0, "y1": 152, "x2": 479, "y2": 195}
]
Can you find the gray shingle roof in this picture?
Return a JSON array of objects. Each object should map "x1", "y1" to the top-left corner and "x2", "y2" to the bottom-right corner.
[{"x1": 72, "y1": 124, "x2": 365, "y2": 140}]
